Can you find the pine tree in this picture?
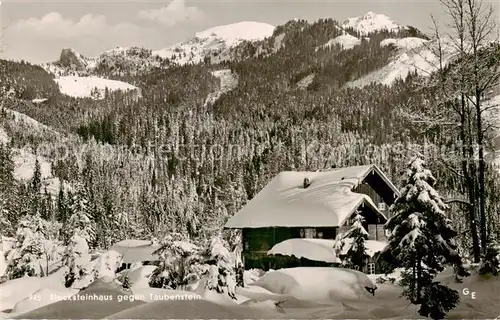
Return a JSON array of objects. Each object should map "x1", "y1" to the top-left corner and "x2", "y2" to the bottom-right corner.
[
  {"x1": 29, "y1": 158, "x2": 43, "y2": 217},
  {"x1": 385, "y1": 156, "x2": 468, "y2": 319}
]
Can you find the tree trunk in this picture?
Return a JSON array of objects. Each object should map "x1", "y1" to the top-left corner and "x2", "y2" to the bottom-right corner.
[
  {"x1": 416, "y1": 256, "x2": 422, "y2": 304},
  {"x1": 460, "y1": 97, "x2": 481, "y2": 262},
  {"x1": 476, "y1": 94, "x2": 487, "y2": 255}
]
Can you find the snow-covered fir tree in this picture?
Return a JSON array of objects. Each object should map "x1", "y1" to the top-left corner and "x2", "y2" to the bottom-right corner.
[
  {"x1": 62, "y1": 228, "x2": 91, "y2": 288},
  {"x1": 385, "y1": 156, "x2": 468, "y2": 319},
  {"x1": 334, "y1": 211, "x2": 369, "y2": 270},
  {"x1": 202, "y1": 234, "x2": 237, "y2": 299},
  {"x1": 64, "y1": 187, "x2": 95, "y2": 247},
  {"x1": 5, "y1": 215, "x2": 46, "y2": 279},
  {"x1": 149, "y1": 232, "x2": 200, "y2": 289},
  {"x1": 479, "y1": 240, "x2": 500, "y2": 276}
]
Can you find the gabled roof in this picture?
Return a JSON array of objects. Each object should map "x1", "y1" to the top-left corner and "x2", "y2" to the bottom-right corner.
[{"x1": 225, "y1": 165, "x2": 398, "y2": 229}]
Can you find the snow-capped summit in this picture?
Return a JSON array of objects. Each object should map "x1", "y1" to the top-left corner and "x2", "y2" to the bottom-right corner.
[
  {"x1": 153, "y1": 21, "x2": 275, "y2": 65},
  {"x1": 343, "y1": 11, "x2": 405, "y2": 35},
  {"x1": 195, "y1": 21, "x2": 275, "y2": 47}
]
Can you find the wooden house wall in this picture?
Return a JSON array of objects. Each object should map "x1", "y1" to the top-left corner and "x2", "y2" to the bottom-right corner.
[{"x1": 354, "y1": 182, "x2": 390, "y2": 218}]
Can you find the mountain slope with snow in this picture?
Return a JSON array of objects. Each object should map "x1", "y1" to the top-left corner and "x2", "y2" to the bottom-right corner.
[
  {"x1": 44, "y1": 46, "x2": 168, "y2": 77},
  {"x1": 153, "y1": 21, "x2": 275, "y2": 66},
  {"x1": 204, "y1": 69, "x2": 239, "y2": 107},
  {"x1": 316, "y1": 34, "x2": 362, "y2": 51},
  {"x1": 346, "y1": 37, "x2": 456, "y2": 87},
  {"x1": 343, "y1": 11, "x2": 406, "y2": 36}
]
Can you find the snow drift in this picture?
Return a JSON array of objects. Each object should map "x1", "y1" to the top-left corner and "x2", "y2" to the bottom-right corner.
[
  {"x1": 254, "y1": 267, "x2": 377, "y2": 303},
  {"x1": 12, "y1": 279, "x2": 144, "y2": 319},
  {"x1": 10, "y1": 287, "x2": 78, "y2": 316},
  {"x1": 107, "y1": 299, "x2": 246, "y2": 319}
]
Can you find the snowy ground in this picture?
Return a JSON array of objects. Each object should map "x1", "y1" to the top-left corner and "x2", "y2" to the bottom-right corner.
[
  {"x1": 204, "y1": 69, "x2": 239, "y2": 107},
  {"x1": 55, "y1": 76, "x2": 139, "y2": 99},
  {"x1": 2, "y1": 265, "x2": 498, "y2": 319}
]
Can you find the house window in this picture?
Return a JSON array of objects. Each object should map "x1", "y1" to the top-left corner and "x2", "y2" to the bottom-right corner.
[
  {"x1": 300, "y1": 228, "x2": 316, "y2": 238},
  {"x1": 378, "y1": 202, "x2": 386, "y2": 211},
  {"x1": 368, "y1": 263, "x2": 375, "y2": 275}
]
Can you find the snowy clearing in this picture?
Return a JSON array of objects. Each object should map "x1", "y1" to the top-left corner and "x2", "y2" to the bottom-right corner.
[
  {"x1": 296, "y1": 74, "x2": 315, "y2": 90},
  {"x1": 10, "y1": 146, "x2": 69, "y2": 196},
  {"x1": 31, "y1": 98, "x2": 48, "y2": 104},
  {"x1": 317, "y1": 34, "x2": 361, "y2": 51},
  {"x1": 55, "y1": 76, "x2": 139, "y2": 99},
  {"x1": 6, "y1": 109, "x2": 54, "y2": 133},
  {"x1": 12, "y1": 148, "x2": 51, "y2": 181}
]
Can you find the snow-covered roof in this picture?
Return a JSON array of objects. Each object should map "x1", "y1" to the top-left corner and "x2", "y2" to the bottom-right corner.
[
  {"x1": 225, "y1": 165, "x2": 397, "y2": 228},
  {"x1": 111, "y1": 240, "x2": 160, "y2": 264},
  {"x1": 267, "y1": 238, "x2": 388, "y2": 263}
]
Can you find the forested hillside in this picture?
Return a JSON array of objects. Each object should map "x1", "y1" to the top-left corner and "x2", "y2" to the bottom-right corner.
[{"x1": 1, "y1": 14, "x2": 499, "y2": 259}]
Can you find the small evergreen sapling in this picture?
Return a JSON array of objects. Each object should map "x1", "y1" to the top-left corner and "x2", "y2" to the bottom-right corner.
[
  {"x1": 333, "y1": 212, "x2": 369, "y2": 271},
  {"x1": 62, "y1": 229, "x2": 91, "y2": 288},
  {"x1": 479, "y1": 240, "x2": 500, "y2": 276},
  {"x1": 385, "y1": 156, "x2": 468, "y2": 319},
  {"x1": 122, "y1": 274, "x2": 132, "y2": 291},
  {"x1": 343, "y1": 212, "x2": 369, "y2": 270},
  {"x1": 149, "y1": 233, "x2": 200, "y2": 289},
  {"x1": 203, "y1": 235, "x2": 237, "y2": 299}
]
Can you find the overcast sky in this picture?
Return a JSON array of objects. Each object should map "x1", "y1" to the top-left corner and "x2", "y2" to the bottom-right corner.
[{"x1": 0, "y1": 0, "x2": 498, "y2": 64}]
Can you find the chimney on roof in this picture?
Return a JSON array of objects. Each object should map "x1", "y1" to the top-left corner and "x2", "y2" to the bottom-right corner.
[{"x1": 303, "y1": 177, "x2": 311, "y2": 188}]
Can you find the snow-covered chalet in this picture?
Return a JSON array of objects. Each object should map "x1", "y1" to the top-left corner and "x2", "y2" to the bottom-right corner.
[{"x1": 224, "y1": 165, "x2": 400, "y2": 270}]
